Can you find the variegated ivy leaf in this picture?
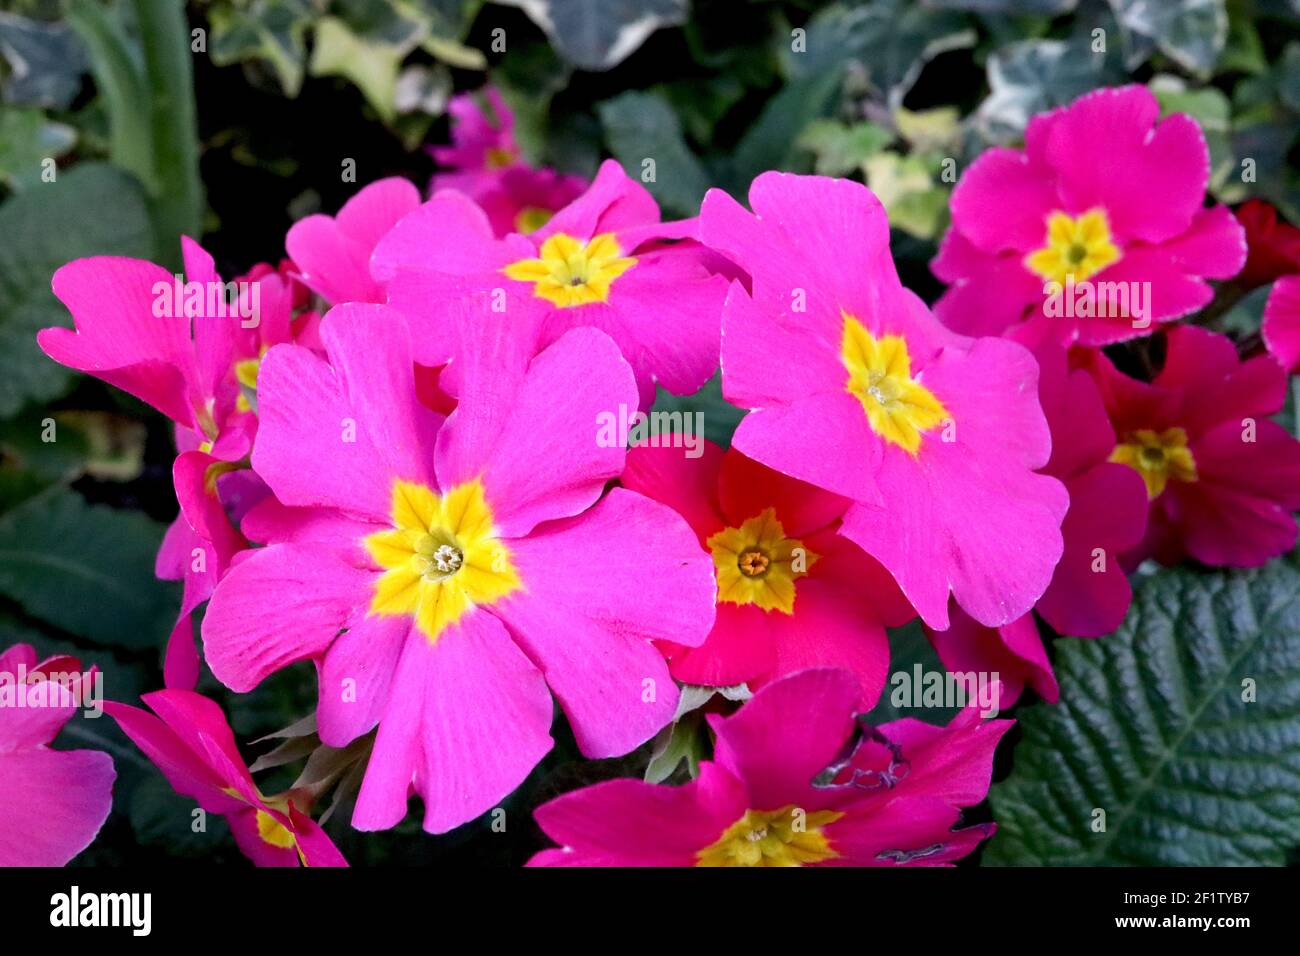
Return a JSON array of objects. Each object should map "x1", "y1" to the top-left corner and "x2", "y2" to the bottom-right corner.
[{"x1": 495, "y1": 0, "x2": 687, "y2": 71}]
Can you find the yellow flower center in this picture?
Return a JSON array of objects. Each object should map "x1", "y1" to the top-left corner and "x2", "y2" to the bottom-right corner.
[
  {"x1": 842, "y1": 314, "x2": 949, "y2": 456},
  {"x1": 234, "y1": 354, "x2": 262, "y2": 413},
  {"x1": 502, "y1": 232, "x2": 637, "y2": 308},
  {"x1": 1024, "y1": 209, "x2": 1122, "y2": 286},
  {"x1": 1109, "y1": 427, "x2": 1198, "y2": 500},
  {"x1": 514, "y1": 206, "x2": 554, "y2": 234},
  {"x1": 706, "y1": 508, "x2": 817, "y2": 615},
  {"x1": 696, "y1": 806, "x2": 843, "y2": 867},
  {"x1": 256, "y1": 808, "x2": 296, "y2": 850},
  {"x1": 363, "y1": 478, "x2": 521, "y2": 643},
  {"x1": 485, "y1": 146, "x2": 515, "y2": 169},
  {"x1": 220, "y1": 788, "x2": 307, "y2": 861}
]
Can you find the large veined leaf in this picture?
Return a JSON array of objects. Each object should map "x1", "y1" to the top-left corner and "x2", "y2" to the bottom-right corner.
[
  {"x1": 0, "y1": 488, "x2": 177, "y2": 651},
  {"x1": 986, "y1": 562, "x2": 1300, "y2": 866},
  {"x1": 0, "y1": 162, "x2": 155, "y2": 417}
]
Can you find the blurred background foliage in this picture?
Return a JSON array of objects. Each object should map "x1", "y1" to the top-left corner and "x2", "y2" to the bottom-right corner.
[{"x1": 0, "y1": 0, "x2": 1297, "y2": 865}]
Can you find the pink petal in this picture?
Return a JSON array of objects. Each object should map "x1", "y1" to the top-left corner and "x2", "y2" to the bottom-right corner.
[
  {"x1": 493, "y1": 488, "x2": 716, "y2": 756},
  {"x1": 665, "y1": 602, "x2": 779, "y2": 687},
  {"x1": 104, "y1": 699, "x2": 243, "y2": 814},
  {"x1": 316, "y1": 611, "x2": 410, "y2": 748},
  {"x1": 253, "y1": 305, "x2": 441, "y2": 520},
  {"x1": 286, "y1": 177, "x2": 421, "y2": 304},
  {"x1": 926, "y1": 607, "x2": 1058, "y2": 707},
  {"x1": 949, "y1": 147, "x2": 1058, "y2": 254},
  {"x1": 751, "y1": 576, "x2": 891, "y2": 706},
  {"x1": 718, "y1": 446, "x2": 852, "y2": 536},
  {"x1": 42, "y1": 257, "x2": 196, "y2": 426},
  {"x1": 824, "y1": 797, "x2": 985, "y2": 866},
  {"x1": 0, "y1": 748, "x2": 114, "y2": 866},
  {"x1": 709, "y1": 668, "x2": 860, "y2": 811},
  {"x1": 438, "y1": 327, "x2": 636, "y2": 537},
  {"x1": 202, "y1": 543, "x2": 373, "y2": 693},
  {"x1": 227, "y1": 807, "x2": 301, "y2": 867},
  {"x1": 730, "y1": 391, "x2": 883, "y2": 505},
  {"x1": 840, "y1": 338, "x2": 1067, "y2": 629},
  {"x1": 867, "y1": 702, "x2": 1013, "y2": 807},
  {"x1": 0, "y1": 660, "x2": 79, "y2": 749},
  {"x1": 370, "y1": 189, "x2": 527, "y2": 282},
  {"x1": 529, "y1": 761, "x2": 747, "y2": 866},
  {"x1": 621, "y1": 439, "x2": 727, "y2": 540},
  {"x1": 353, "y1": 610, "x2": 554, "y2": 834},
  {"x1": 536, "y1": 159, "x2": 660, "y2": 243},
  {"x1": 1263, "y1": 275, "x2": 1300, "y2": 372},
  {"x1": 1036, "y1": 463, "x2": 1147, "y2": 637},
  {"x1": 718, "y1": 279, "x2": 846, "y2": 409},
  {"x1": 930, "y1": 232, "x2": 1041, "y2": 337},
  {"x1": 1042, "y1": 85, "x2": 1209, "y2": 244}
]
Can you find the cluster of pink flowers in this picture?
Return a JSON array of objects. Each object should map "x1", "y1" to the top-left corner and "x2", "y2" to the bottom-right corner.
[{"x1": 8, "y1": 83, "x2": 1298, "y2": 867}]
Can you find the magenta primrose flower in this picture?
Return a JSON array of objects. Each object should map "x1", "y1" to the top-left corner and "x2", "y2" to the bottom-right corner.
[
  {"x1": 1083, "y1": 324, "x2": 1300, "y2": 567},
  {"x1": 699, "y1": 172, "x2": 1068, "y2": 631},
  {"x1": 623, "y1": 440, "x2": 914, "y2": 704},
  {"x1": 106, "y1": 690, "x2": 346, "y2": 866},
  {"x1": 0, "y1": 644, "x2": 114, "y2": 866},
  {"x1": 430, "y1": 87, "x2": 521, "y2": 189},
  {"x1": 430, "y1": 87, "x2": 588, "y2": 236},
  {"x1": 374, "y1": 158, "x2": 728, "y2": 408},
  {"x1": 286, "y1": 177, "x2": 422, "y2": 307},
  {"x1": 1012, "y1": 329, "x2": 1149, "y2": 637},
  {"x1": 529, "y1": 669, "x2": 1010, "y2": 867},
  {"x1": 926, "y1": 608, "x2": 1058, "y2": 707},
  {"x1": 923, "y1": 331, "x2": 1152, "y2": 706},
  {"x1": 1263, "y1": 275, "x2": 1300, "y2": 372},
  {"x1": 933, "y1": 85, "x2": 1246, "y2": 344},
  {"x1": 201, "y1": 305, "x2": 716, "y2": 833},
  {"x1": 40, "y1": 239, "x2": 278, "y2": 687}
]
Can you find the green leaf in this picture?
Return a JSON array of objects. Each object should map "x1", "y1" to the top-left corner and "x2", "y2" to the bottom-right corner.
[
  {"x1": 0, "y1": 11, "x2": 87, "y2": 109},
  {"x1": 977, "y1": 37, "x2": 1124, "y2": 142},
  {"x1": 0, "y1": 107, "x2": 75, "y2": 190},
  {"x1": 797, "y1": 119, "x2": 894, "y2": 176},
  {"x1": 652, "y1": 75, "x2": 745, "y2": 147},
  {"x1": 128, "y1": 774, "x2": 233, "y2": 853},
  {"x1": 65, "y1": 0, "x2": 155, "y2": 190},
  {"x1": 1151, "y1": 78, "x2": 1235, "y2": 190},
  {"x1": 209, "y1": 0, "x2": 313, "y2": 96},
  {"x1": 0, "y1": 162, "x2": 155, "y2": 417},
  {"x1": 783, "y1": 0, "x2": 975, "y2": 104},
  {"x1": 1110, "y1": 0, "x2": 1227, "y2": 78},
  {"x1": 309, "y1": 16, "x2": 404, "y2": 123},
  {"x1": 645, "y1": 710, "x2": 707, "y2": 783},
  {"x1": 1218, "y1": 6, "x2": 1268, "y2": 75},
  {"x1": 596, "y1": 90, "x2": 711, "y2": 218},
  {"x1": 986, "y1": 562, "x2": 1300, "y2": 866},
  {"x1": 864, "y1": 619, "x2": 962, "y2": 727},
  {"x1": 0, "y1": 488, "x2": 178, "y2": 650},
  {"x1": 649, "y1": 372, "x2": 745, "y2": 450},
  {"x1": 863, "y1": 151, "x2": 950, "y2": 240},
  {"x1": 496, "y1": 0, "x2": 687, "y2": 71},
  {"x1": 725, "y1": 68, "x2": 843, "y2": 190}
]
